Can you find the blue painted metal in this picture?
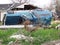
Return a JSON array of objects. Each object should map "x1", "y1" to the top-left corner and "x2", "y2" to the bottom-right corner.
[
  {"x1": 5, "y1": 9, "x2": 52, "y2": 25},
  {"x1": 32, "y1": 9, "x2": 52, "y2": 25}
]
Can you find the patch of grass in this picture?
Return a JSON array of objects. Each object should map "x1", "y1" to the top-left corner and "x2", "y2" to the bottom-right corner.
[
  {"x1": 0, "y1": 28, "x2": 60, "y2": 45},
  {"x1": 14, "y1": 28, "x2": 60, "y2": 44},
  {"x1": 0, "y1": 29, "x2": 18, "y2": 39},
  {"x1": 31, "y1": 29, "x2": 60, "y2": 42},
  {"x1": 51, "y1": 23, "x2": 59, "y2": 28},
  {"x1": 0, "y1": 29, "x2": 19, "y2": 45}
]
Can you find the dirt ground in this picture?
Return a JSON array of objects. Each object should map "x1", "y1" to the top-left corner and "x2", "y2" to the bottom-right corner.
[{"x1": 41, "y1": 40, "x2": 60, "y2": 45}]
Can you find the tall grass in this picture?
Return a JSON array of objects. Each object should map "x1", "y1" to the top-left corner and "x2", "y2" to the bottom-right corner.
[
  {"x1": 18, "y1": 28, "x2": 60, "y2": 45},
  {"x1": 0, "y1": 29, "x2": 18, "y2": 45},
  {"x1": 0, "y1": 28, "x2": 60, "y2": 45}
]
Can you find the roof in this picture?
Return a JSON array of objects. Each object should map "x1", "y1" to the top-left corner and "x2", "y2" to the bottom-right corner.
[{"x1": 0, "y1": 4, "x2": 12, "y2": 11}]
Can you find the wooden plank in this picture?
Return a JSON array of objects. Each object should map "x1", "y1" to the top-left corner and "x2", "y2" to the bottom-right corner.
[
  {"x1": 0, "y1": 25, "x2": 33, "y2": 28},
  {"x1": 0, "y1": 25, "x2": 24, "y2": 28}
]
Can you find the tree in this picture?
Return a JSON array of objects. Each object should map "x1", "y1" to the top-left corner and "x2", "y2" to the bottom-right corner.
[{"x1": 7, "y1": 0, "x2": 29, "y2": 11}]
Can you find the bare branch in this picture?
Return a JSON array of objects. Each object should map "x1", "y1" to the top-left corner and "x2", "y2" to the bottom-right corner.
[{"x1": 7, "y1": 0, "x2": 29, "y2": 11}]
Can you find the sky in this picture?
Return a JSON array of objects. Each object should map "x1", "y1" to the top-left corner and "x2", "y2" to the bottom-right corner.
[
  {"x1": 0, "y1": 0, "x2": 52, "y2": 8},
  {"x1": 0, "y1": 0, "x2": 12, "y2": 4},
  {"x1": 30, "y1": 0, "x2": 51, "y2": 8}
]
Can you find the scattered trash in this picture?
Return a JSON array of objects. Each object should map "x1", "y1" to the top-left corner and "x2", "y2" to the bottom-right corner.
[
  {"x1": 56, "y1": 24, "x2": 60, "y2": 29},
  {"x1": 8, "y1": 41, "x2": 13, "y2": 45},
  {"x1": 10, "y1": 34, "x2": 33, "y2": 41}
]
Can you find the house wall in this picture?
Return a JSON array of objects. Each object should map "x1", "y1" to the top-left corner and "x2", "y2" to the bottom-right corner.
[
  {"x1": 0, "y1": 11, "x2": 6, "y2": 22},
  {"x1": 55, "y1": 0, "x2": 60, "y2": 11}
]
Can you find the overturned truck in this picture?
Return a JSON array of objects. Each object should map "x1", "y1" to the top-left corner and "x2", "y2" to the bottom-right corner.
[{"x1": 3, "y1": 9, "x2": 52, "y2": 26}]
